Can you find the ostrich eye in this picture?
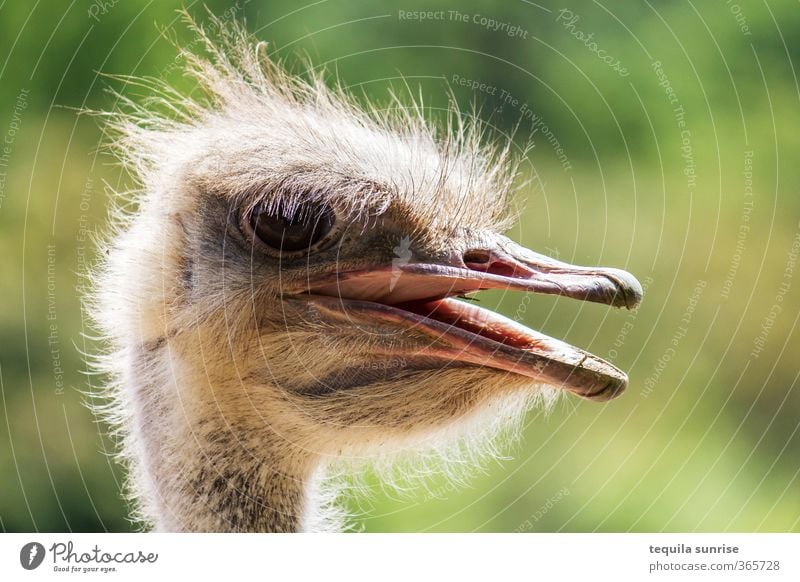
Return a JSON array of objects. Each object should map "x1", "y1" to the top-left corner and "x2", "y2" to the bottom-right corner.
[{"x1": 247, "y1": 202, "x2": 335, "y2": 253}]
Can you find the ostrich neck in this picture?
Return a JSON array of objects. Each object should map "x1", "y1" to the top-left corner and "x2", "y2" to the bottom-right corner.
[
  {"x1": 140, "y1": 421, "x2": 321, "y2": 532},
  {"x1": 131, "y1": 369, "x2": 322, "y2": 532}
]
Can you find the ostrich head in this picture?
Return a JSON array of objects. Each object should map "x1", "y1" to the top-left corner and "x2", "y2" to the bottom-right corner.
[{"x1": 93, "y1": 19, "x2": 642, "y2": 532}]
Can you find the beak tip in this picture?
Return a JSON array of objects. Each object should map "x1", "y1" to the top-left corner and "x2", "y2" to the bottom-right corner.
[
  {"x1": 582, "y1": 375, "x2": 628, "y2": 402},
  {"x1": 609, "y1": 268, "x2": 644, "y2": 310}
]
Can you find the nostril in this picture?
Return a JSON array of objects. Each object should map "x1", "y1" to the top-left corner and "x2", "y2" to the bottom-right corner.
[
  {"x1": 462, "y1": 249, "x2": 492, "y2": 267},
  {"x1": 462, "y1": 249, "x2": 520, "y2": 278}
]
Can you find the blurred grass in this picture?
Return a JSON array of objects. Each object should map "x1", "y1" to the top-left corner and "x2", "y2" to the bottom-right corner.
[{"x1": 1, "y1": 0, "x2": 798, "y2": 532}]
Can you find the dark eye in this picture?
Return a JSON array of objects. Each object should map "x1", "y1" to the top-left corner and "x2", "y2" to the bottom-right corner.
[{"x1": 246, "y1": 202, "x2": 335, "y2": 253}]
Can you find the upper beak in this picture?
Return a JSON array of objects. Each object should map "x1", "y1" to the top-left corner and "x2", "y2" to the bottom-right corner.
[{"x1": 308, "y1": 238, "x2": 643, "y2": 311}]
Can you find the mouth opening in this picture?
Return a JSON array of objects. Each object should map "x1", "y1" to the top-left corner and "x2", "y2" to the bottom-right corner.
[{"x1": 394, "y1": 297, "x2": 540, "y2": 351}]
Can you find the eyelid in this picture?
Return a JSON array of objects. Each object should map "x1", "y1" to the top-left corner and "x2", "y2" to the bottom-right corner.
[{"x1": 240, "y1": 200, "x2": 341, "y2": 257}]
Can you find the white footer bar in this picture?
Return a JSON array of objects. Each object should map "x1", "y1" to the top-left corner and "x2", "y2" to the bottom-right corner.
[{"x1": 1, "y1": 533, "x2": 797, "y2": 581}]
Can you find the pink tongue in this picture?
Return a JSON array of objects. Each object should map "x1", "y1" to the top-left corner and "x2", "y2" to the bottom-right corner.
[{"x1": 395, "y1": 299, "x2": 542, "y2": 351}]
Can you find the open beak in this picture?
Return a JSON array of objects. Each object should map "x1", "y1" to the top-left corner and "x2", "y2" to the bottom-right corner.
[{"x1": 300, "y1": 239, "x2": 643, "y2": 402}]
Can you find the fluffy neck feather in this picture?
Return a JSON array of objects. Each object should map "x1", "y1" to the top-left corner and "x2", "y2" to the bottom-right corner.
[{"x1": 120, "y1": 343, "x2": 328, "y2": 532}]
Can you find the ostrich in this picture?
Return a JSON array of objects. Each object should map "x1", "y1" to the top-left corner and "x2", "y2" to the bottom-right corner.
[{"x1": 91, "y1": 19, "x2": 642, "y2": 532}]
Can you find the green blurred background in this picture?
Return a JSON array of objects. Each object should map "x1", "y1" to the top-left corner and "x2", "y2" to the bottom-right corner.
[{"x1": 1, "y1": 0, "x2": 798, "y2": 532}]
